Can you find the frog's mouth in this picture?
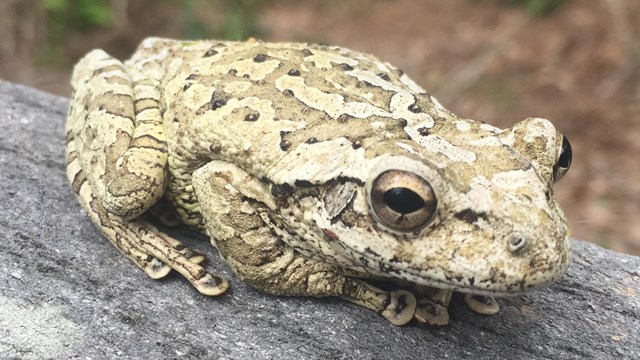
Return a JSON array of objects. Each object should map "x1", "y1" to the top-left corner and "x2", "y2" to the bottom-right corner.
[{"x1": 349, "y1": 235, "x2": 571, "y2": 297}]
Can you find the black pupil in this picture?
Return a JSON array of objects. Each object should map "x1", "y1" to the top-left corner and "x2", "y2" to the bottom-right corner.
[
  {"x1": 558, "y1": 136, "x2": 572, "y2": 168},
  {"x1": 383, "y1": 187, "x2": 425, "y2": 214}
]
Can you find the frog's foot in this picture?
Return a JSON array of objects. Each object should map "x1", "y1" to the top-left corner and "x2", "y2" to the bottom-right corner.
[
  {"x1": 342, "y1": 279, "x2": 416, "y2": 326},
  {"x1": 414, "y1": 288, "x2": 453, "y2": 326},
  {"x1": 141, "y1": 220, "x2": 206, "y2": 264},
  {"x1": 132, "y1": 219, "x2": 228, "y2": 296},
  {"x1": 65, "y1": 155, "x2": 225, "y2": 295},
  {"x1": 90, "y1": 211, "x2": 227, "y2": 295},
  {"x1": 464, "y1": 294, "x2": 500, "y2": 315},
  {"x1": 382, "y1": 290, "x2": 417, "y2": 325}
]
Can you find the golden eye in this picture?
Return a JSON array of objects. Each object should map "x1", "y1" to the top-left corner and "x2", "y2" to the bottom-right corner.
[{"x1": 370, "y1": 170, "x2": 437, "y2": 232}]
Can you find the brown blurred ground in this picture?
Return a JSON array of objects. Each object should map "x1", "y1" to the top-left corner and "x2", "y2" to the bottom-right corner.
[{"x1": 1, "y1": 0, "x2": 638, "y2": 255}]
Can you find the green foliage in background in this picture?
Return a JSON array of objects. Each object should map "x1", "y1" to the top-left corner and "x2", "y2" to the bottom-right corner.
[
  {"x1": 506, "y1": 0, "x2": 567, "y2": 15},
  {"x1": 37, "y1": 0, "x2": 274, "y2": 65},
  {"x1": 477, "y1": 0, "x2": 568, "y2": 16},
  {"x1": 218, "y1": 0, "x2": 273, "y2": 40},
  {"x1": 37, "y1": 0, "x2": 113, "y2": 66},
  {"x1": 177, "y1": 0, "x2": 274, "y2": 40},
  {"x1": 474, "y1": 0, "x2": 569, "y2": 16},
  {"x1": 42, "y1": 0, "x2": 113, "y2": 32}
]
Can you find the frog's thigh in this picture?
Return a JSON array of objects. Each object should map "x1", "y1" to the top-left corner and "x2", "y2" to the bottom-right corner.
[
  {"x1": 192, "y1": 161, "x2": 416, "y2": 325},
  {"x1": 67, "y1": 49, "x2": 168, "y2": 220}
]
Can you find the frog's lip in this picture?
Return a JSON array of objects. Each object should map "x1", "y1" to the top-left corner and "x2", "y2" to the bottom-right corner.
[
  {"x1": 403, "y1": 273, "x2": 564, "y2": 297},
  {"x1": 413, "y1": 280, "x2": 554, "y2": 297},
  {"x1": 352, "y1": 248, "x2": 569, "y2": 297}
]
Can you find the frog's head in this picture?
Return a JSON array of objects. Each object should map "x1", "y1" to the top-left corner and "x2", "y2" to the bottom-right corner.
[{"x1": 289, "y1": 117, "x2": 572, "y2": 296}]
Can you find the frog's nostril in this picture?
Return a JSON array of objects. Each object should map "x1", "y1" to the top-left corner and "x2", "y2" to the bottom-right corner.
[{"x1": 508, "y1": 237, "x2": 527, "y2": 252}]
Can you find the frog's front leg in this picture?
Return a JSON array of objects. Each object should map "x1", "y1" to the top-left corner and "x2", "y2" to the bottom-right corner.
[
  {"x1": 66, "y1": 50, "x2": 227, "y2": 295},
  {"x1": 191, "y1": 161, "x2": 416, "y2": 325}
]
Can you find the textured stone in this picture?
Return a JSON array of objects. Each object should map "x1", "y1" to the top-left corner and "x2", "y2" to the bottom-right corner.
[{"x1": 1, "y1": 80, "x2": 638, "y2": 359}]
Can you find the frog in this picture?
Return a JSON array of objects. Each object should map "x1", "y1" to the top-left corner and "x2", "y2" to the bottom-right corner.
[{"x1": 65, "y1": 37, "x2": 572, "y2": 326}]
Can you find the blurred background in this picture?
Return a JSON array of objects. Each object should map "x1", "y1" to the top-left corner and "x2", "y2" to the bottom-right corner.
[{"x1": 1, "y1": 0, "x2": 638, "y2": 255}]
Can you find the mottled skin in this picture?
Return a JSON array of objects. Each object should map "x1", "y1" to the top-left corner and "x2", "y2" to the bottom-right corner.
[{"x1": 66, "y1": 38, "x2": 572, "y2": 326}]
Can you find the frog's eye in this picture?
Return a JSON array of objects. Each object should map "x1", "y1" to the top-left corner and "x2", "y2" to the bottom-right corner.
[
  {"x1": 370, "y1": 170, "x2": 437, "y2": 232},
  {"x1": 552, "y1": 135, "x2": 572, "y2": 183}
]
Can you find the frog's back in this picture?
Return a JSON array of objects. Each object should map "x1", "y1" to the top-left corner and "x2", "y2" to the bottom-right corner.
[{"x1": 127, "y1": 38, "x2": 445, "y2": 180}]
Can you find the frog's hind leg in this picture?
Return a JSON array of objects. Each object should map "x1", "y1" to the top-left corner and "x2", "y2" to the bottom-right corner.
[
  {"x1": 190, "y1": 161, "x2": 417, "y2": 325},
  {"x1": 65, "y1": 50, "x2": 226, "y2": 296},
  {"x1": 66, "y1": 132, "x2": 166, "y2": 278},
  {"x1": 66, "y1": 132, "x2": 227, "y2": 295}
]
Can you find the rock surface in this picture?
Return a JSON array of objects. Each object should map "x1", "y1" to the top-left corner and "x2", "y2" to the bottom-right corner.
[{"x1": 0, "y1": 80, "x2": 639, "y2": 359}]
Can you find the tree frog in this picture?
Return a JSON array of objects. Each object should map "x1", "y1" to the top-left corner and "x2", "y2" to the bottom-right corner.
[{"x1": 66, "y1": 38, "x2": 572, "y2": 325}]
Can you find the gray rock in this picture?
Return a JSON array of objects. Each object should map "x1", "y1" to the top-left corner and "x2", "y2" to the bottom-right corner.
[{"x1": 0, "y1": 80, "x2": 638, "y2": 360}]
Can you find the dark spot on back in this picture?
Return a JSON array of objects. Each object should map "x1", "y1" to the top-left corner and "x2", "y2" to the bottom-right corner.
[
  {"x1": 306, "y1": 137, "x2": 318, "y2": 144},
  {"x1": 339, "y1": 63, "x2": 354, "y2": 71},
  {"x1": 244, "y1": 113, "x2": 260, "y2": 122},
  {"x1": 408, "y1": 104, "x2": 421, "y2": 113},
  {"x1": 418, "y1": 127, "x2": 430, "y2": 136},
  {"x1": 288, "y1": 69, "x2": 300, "y2": 76},
  {"x1": 210, "y1": 90, "x2": 230, "y2": 110},
  {"x1": 377, "y1": 72, "x2": 391, "y2": 81},
  {"x1": 209, "y1": 144, "x2": 221, "y2": 154},
  {"x1": 337, "y1": 113, "x2": 352, "y2": 123},
  {"x1": 203, "y1": 49, "x2": 218, "y2": 57},
  {"x1": 253, "y1": 53, "x2": 267, "y2": 62},
  {"x1": 279, "y1": 140, "x2": 291, "y2": 151},
  {"x1": 283, "y1": 89, "x2": 294, "y2": 96},
  {"x1": 212, "y1": 99, "x2": 226, "y2": 110}
]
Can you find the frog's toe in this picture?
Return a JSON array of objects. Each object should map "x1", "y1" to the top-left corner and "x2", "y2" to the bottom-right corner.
[
  {"x1": 194, "y1": 274, "x2": 229, "y2": 296},
  {"x1": 150, "y1": 228, "x2": 206, "y2": 264},
  {"x1": 464, "y1": 294, "x2": 500, "y2": 315},
  {"x1": 381, "y1": 290, "x2": 416, "y2": 326},
  {"x1": 144, "y1": 258, "x2": 172, "y2": 279},
  {"x1": 180, "y1": 248, "x2": 206, "y2": 264},
  {"x1": 415, "y1": 297, "x2": 450, "y2": 326}
]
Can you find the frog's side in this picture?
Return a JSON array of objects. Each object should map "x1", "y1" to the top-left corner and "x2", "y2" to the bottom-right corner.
[{"x1": 65, "y1": 38, "x2": 572, "y2": 326}]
